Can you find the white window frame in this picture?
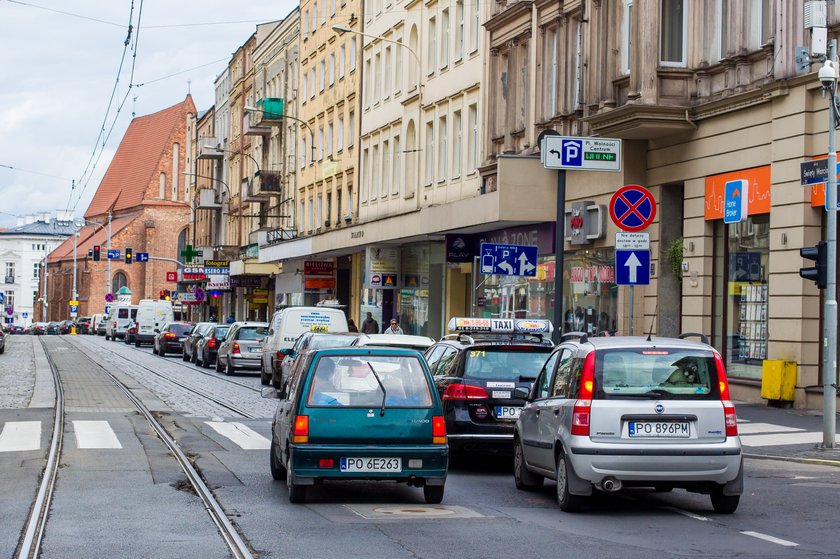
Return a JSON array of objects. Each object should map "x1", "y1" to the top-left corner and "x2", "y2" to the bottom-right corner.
[
  {"x1": 394, "y1": 39, "x2": 403, "y2": 95},
  {"x1": 384, "y1": 46, "x2": 391, "y2": 100},
  {"x1": 317, "y1": 194, "x2": 323, "y2": 229},
  {"x1": 318, "y1": 126, "x2": 324, "y2": 161},
  {"x1": 327, "y1": 121, "x2": 334, "y2": 157},
  {"x1": 311, "y1": 2, "x2": 317, "y2": 33},
  {"x1": 546, "y1": 27, "x2": 558, "y2": 116},
  {"x1": 337, "y1": 115, "x2": 344, "y2": 152},
  {"x1": 425, "y1": 120, "x2": 435, "y2": 185},
  {"x1": 393, "y1": 135, "x2": 401, "y2": 195},
  {"x1": 362, "y1": 147, "x2": 370, "y2": 201},
  {"x1": 374, "y1": 51, "x2": 382, "y2": 104},
  {"x1": 339, "y1": 45, "x2": 346, "y2": 79},
  {"x1": 381, "y1": 139, "x2": 390, "y2": 198},
  {"x1": 452, "y1": 109, "x2": 462, "y2": 179},
  {"x1": 302, "y1": 72, "x2": 308, "y2": 103},
  {"x1": 428, "y1": 16, "x2": 437, "y2": 76},
  {"x1": 622, "y1": 0, "x2": 632, "y2": 74},
  {"x1": 301, "y1": 137, "x2": 307, "y2": 168},
  {"x1": 350, "y1": 38, "x2": 357, "y2": 72},
  {"x1": 310, "y1": 68, "x2": 316, "y2": 99},
  {"x1": 348, "y1": 112, "x2": 355, "y2": 147},
  {"x1": 438, "y1": 115, "x2": 447, "y2": 182},
  {"x1": 659, "y1": 0, "x2": 687, "y2": 67},
  {"x1": 468, "y1": 103, "x2": 477, "y2": 174},
  {"x1": 329, "y1": 54, "x2": 335, "y2": 86},
  {"x1": 319, "y1": 60, "x2": 326, "y2": 91},
  {"x1": 303, "y1": 10, "x2": 309, "y2": 40},
  {"x1": 470, "y1": 0, "x2": 479, "y2": 53},
  {"x1": 441, "y1": 8, "x2": 450, "y2": 70}
]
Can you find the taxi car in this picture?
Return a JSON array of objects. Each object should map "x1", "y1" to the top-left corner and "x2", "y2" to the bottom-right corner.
[
  {"x1": 424, "y1": 318, "x2": 555, "y2": 455},
  {"x1": 264, "y1": 347, "x2": 448, "y2": 504},
  {"x1": 513, "y1": 332, "x2": 743, "y2": 513}
]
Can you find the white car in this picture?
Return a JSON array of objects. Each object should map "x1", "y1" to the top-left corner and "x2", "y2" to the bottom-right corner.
[{"x1": 351, "y1": 333, "x2": 436, "y2": 352}]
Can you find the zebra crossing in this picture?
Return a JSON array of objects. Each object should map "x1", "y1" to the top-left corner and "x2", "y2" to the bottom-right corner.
[{"x1": 0, "y1": 420, "x2": 271, "y2": 453}]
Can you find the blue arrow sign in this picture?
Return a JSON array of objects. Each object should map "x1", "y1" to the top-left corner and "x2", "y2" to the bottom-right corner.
[
  {"x1": 616, "y1": 250, "x2": 650, "y2": 285},
  {"x1": 135, "y1": 252, "x2": 149, "y2": 262},
  {"x1": 479, "y1": 243, "x2": 538, "y2": 277},
  {"x1": 107, "y1": 249, "x2": 121, "y2": 260},
  {"x1": 0, "y1": 292, "x2": 4, "y2": 303}
]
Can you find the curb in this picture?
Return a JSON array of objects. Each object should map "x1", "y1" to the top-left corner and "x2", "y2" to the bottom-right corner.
[{"x1": 744, "y1": 452, "x2": 840, "y2": 468}]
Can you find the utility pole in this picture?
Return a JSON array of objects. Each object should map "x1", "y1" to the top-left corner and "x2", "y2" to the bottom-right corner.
[
  {"x1": 107, "y1": 211, "x2": 112, "y2": 295},
  {"x1": 42, "y1": 255, "x2": 48, "y2": 322},
  {"x1": 72, "y1": 231, "x2": 78, "y2": 302},
  {"x1": 824, "y1": 40, "x2": 838, "y2": 449}
]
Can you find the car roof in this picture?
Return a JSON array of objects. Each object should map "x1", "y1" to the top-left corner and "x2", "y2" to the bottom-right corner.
[
  {"x1": 560, "y1": 335, "x2": 715, "y2": 352},
  {"x1": 309, "y1": 347, "x2": 428, "y2": 358},
  {"x1": 232, "y1": 321, "x2": 269, "y2": 327},
  {"x1": 355, "y1": 334, "x2": 435, "y2": 347}
]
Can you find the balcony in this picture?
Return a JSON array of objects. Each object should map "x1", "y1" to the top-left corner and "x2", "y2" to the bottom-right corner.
[
  {"x1": 241, "y1": 178, "x2": 270, "y2": 203},
  {"x1": 197, "y1": 138, "x2": 223, "y2": 159},
  {"x1": 258, "y1": 229, "x2": 297, "y2": 247},
  {"x1": 256, "y1": 97, "x2": 284, "y2": 120},
  {"x1": 196, "y1": 189, "x2": 222, "y2": 209},
  {"x1": 243, "y1": 111, "x2": 271, "y2": 137},
  {"x1": 256, "y1": 171, "x2": 282, "y2": 194}
]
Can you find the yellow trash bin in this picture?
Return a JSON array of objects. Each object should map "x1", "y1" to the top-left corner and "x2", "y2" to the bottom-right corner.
[{"x1": 760, "y1": 360, "x2": 796, "y2": 402}]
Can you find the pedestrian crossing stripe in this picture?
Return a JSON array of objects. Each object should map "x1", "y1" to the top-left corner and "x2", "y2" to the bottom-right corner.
[{"x1": 0, "y1": 420, "x2": 271, "y2": 453}]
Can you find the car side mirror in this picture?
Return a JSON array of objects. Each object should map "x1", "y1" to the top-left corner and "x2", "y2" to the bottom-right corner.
[
  {"x1": 154, "y1": 329, "x2": 160, "y2": 333},
  {"x1": 514, "y1": 387, "x2": 532, "y2": 401},
  {"x1": 278, "y1": 348, "x2": 292, "y2": 356},
  {"x1": 261, "y1": 387, "x2": 281, "y2": 399}
]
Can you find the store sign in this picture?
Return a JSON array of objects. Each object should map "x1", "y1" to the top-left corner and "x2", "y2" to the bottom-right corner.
[
  {"x1": 446, "y1": 235, "x2": 473, "y2": 263},
  {"x1": 366, "y1": 246, "x2": 400, "y2": 289},
  {"x1": 704, "y1": 165, "x2": 770, "y2": 220},
  {"x1": 304, "y1": 260, "x2": 334, "y2": 276},
  {"x1": 183, "y1": 267, "x2": 206, "y2": 280},
  {"x1": 230, "y1": 276, "x2": 263, "y2": 288},
  {"x1": 565, "y1": 201, "x2": 605, "y2": 245},
  {"x1": 252, "y1": 289, "x2": 269, "y2": 304},
  {"x1": 305, "y1": 277, "x2": 336, "y2": 289},
  {"x1": 570, "y1": 265, "x2": 615, "y2": 283},
  {"x1": 204, "y1": 260, "x2": 230, "y2": 291},
  {"x1": 446, "y1": 223, "x2": 556, "y2": 263},
  {"x1": 166, "y1": 272, "x2": 178, "y2": 283}
]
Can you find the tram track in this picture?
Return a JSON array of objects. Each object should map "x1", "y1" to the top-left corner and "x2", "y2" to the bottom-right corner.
[
  {"x1": 16, "y1": 336, "x2": 255, "y2": 559},
  {"x1": 67, "y1": 336, "x2": 263, "y2": 420}
]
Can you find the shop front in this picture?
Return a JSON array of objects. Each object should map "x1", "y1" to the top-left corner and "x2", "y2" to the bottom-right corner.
[
  {"x1": 273, "y1": 258, "x2": 340, "y2": 309},
  {"x1": 705, "y1": 166, "x2": 771, "y2": 381}
]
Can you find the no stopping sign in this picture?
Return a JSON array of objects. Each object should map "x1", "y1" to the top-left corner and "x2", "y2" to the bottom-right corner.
[{"x1": 609, "y1": 184, "x2": 656, "y2": 232}]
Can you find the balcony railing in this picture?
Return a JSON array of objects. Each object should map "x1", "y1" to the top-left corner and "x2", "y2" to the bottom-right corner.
[{"x1": 4, "y1": 275, "x2": 14, "y2": 284}]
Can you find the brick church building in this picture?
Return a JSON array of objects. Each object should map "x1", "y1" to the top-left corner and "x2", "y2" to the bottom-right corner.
[{"x1": 41, "y1": 96, "x2": 197, "y2": 320}]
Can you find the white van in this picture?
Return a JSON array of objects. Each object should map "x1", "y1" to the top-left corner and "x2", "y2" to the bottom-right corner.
[
  {"x1": 134, "y1": 299, "x2": 175, "y2": 346},
  {"x1": 105, "y1": 304, "x2": 138, "y2": 341},
  {"x1": 260, "y1": 306, "x2": 349, "y2": 386},
  {"x1": 91, "y1": 313, "x2": 107, "y2": 335}
]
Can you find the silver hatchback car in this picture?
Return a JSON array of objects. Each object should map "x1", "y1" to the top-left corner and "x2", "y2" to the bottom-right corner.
[
  {"x1": 514, "y1": 333, "x2": 742, "y2": 513},
  {"x1": 216, "y1": 321, "x2": 269, "y2": 375}
]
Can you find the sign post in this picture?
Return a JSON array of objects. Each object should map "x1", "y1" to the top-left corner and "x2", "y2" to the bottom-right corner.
[{"x1": 542, "y1": 135, "x2": 623, "y2": 342}]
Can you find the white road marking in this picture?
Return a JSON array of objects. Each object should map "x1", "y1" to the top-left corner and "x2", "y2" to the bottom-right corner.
[
  {"x1": 0, "y1": 421, "x2": 41, "y2": 452},
  {"x1": 661, "y1": 506, "x2": 709, "y2": 521},
  {"x1": 740, "y1": 432, "x2": 834, "y2": 447},
  {"x1": 737, "y1": 422, "x2": 805, "y2": 435},
  {"x1": 72, "y1": 420, "x2": 122, "y2": 449},
  {"x1": 205, "y1": 421, "x2": 270, "y2": 450},
  {"x1": 741, "y1": 531, "x2": 798, "y2": 547}
]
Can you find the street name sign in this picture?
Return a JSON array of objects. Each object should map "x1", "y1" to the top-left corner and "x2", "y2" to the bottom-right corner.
[
  {"x1": 542, "y1": 136, "x2": 622, "y2": 171},
  {"x1": 479, "y1": 243, "x2": 538, "y2": 277},
  {"x1": 800, "y1": 159, "x2": 840, "y2": 185},
  {"x1": 616, "y1": 250, "x2": 651, "y2": 286}
]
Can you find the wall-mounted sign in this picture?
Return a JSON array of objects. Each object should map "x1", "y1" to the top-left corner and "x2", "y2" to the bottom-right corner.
[
  {"x1": 304, "y1": 260, "x2": 335, "y2": 276},
  {"x1": 366, "y1": 247, "x2": 399, "y2": 289},
  {"x1": 704, "y1": 165, "x2": 770, "y2": 220}
]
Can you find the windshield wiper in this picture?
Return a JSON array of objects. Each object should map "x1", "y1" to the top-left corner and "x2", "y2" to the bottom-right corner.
[{"x1": 367, "y1": 362, "x2": 387, "y2": 416}]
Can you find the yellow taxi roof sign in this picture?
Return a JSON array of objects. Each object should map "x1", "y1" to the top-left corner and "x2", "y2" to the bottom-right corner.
[{"x1": 447, "y1": 317, "x2": 553, "y2": 334}]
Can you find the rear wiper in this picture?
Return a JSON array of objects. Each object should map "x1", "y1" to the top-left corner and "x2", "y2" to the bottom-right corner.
[
  {"x1": 367, "y1": 362, "x2": 387, "y2": 416},
  {"x1": 519, "y1": 375, "x2": 537, "y2": 382}
]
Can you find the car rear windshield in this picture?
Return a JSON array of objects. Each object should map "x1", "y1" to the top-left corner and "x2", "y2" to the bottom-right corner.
[
  {"x1": 464, "y1": 347, "x2": 551, "y2": 381},
  {"x1": 595, "y1": 348, "x2": 720, "y2": 400},
  {"x1": 118, "y1": 309, "x2": 129, "y2": 319},
  {"x1": 310, "y1": 334, "x2": 359, "y2": 349},
  {"x1": 170, "y1": 324, "x2": 193, "y2": 335},
  {"x1": 307, "y1": 355, "x2": 433, "y2": 408},
  {"x1": 238, "y1": 326, "x2": 267, "y2": 340},
  {"x1": 214, "y1": 326, "x2": 230, "y2": 338}
]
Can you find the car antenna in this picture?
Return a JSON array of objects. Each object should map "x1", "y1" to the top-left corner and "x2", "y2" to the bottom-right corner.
[{"x1": 646, "y1": 302, "x2": 658, "y2": 342}]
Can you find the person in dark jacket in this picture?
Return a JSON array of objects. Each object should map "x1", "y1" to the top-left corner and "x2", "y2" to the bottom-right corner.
[
  {"x1": 347, "y1": 318, "x2": 359, "y2": 333},
  {"x1": 361, "y1": 312, "x2": 379, "y2": 334}
]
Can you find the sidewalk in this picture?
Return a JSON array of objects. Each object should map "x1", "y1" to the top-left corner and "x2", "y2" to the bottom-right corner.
[{"x1": 736, "y1": 402, "x2": 840, "y2": 467}]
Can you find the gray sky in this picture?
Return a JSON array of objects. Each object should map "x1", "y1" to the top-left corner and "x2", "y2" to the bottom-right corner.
[{"x1": 0, "y1": 0, "x2": 295, "y2": 227}]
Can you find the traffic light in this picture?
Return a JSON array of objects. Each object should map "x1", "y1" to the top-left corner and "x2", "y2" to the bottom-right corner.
[
  {"x1": 124, "y1": 247, "x2": 133, "y2": 264},
  {"x1": 800, "y1": 241, "x2": 827, "y2": 289},
  {"x1": 159, "y1": 290, "x2": 170, "y2": 301},
  {"x1": 92, "y1": 245, "x2": 101, "y2": 261}
]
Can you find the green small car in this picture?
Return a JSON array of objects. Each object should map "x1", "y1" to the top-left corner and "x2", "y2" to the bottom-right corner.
[{"x1": 265, "y1": 347, "x2": 448, "y2": 504}]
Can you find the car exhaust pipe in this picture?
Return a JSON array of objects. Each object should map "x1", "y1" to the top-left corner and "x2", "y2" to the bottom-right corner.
[
  {"x1": 406, "y1": 475, "x2": 420, "y2": 487},
  {"x1": 599, "y1": 477, "x2": 622, "y2": 492}
]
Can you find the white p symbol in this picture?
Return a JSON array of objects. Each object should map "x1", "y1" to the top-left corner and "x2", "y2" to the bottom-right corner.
[{"x1": 564, "y1": 143, "x2": 579, "y2": 161}]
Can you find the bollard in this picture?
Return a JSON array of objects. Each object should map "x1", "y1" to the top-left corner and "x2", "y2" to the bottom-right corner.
[{"x1": 71, "y1": 326, "x2": 76, "y2": 335}]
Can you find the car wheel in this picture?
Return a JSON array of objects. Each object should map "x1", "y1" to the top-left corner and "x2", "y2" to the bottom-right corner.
[
  {"x1": 260, "y1": 366, "x2": 270, "y2": 386},
  {"x1": 270, "y1": 440, "x2": 286, "y2": 481},
  {"x1": 191, "y1": 351, "x2": 197, "y2": 364},
  {"x1": 135, "y1": 340, "x2": 141, "y2": 347},
  {"x1": 225, "y1": 359, "x2": 235, "y2": 376},
  {"x1": 556, "y1": 452, "x2": 585, "y2": 513},
  {"x1": 287, "y1": 458, "x2": 306, "y2": 504},
  {"x1": 710, "y1": 487, "x2": 740, "y2": 514},
  {"x1": 182, "y1": 349, "x2": 189, "y2": 361},
  {"x1": 272, "y1": 366, "x2": 283, "y2": 389},
  {"x1": 514, "y1": 439, "x2": 543, "y2": 490},
  {"x1": 215, "y1": 356, "x2": 223, "y2": 372},
  {"x1": 105, "y1": 334, "x2": 110, "y2": 341},
  {"x1": 423, "y1": 484, "x2": 445, "y2": 504}
]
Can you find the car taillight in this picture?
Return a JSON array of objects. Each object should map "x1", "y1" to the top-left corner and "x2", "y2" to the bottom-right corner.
[
  {"x1": 164, "y1": 332, "x2": 176, "y2": 339},
  {"x1": 232, "y1": 342, "x2": 241, "y2": 354},
  {"x1": 293, "y1": 415, "x2": 309, "y2": 443},
  {"x1": 571, "y1": 351, "x2": 596, "y2": 436},
  {"x1": 319, "y1": 458, "x2": 334, "y2": 468},
  {"x1": 442, "y1": 383, "x2": 490, "y2": 400},
  {"x1": 714, "y1": 352, "x2": 738, "y2": 437},
  {"x1": 276, "y1": 350, "x2": 286, "y2": 361},
  {"x1": 208, "y1": 338, "x2": 217, "y2": 349},
  {"x1": 432, "y1": 415, "x2": 447, "y2": 444}
]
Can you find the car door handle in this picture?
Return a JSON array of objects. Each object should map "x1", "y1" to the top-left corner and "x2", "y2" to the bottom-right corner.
[{"x1": 553, "y1": 409, "x2": 560, "y2": 415}]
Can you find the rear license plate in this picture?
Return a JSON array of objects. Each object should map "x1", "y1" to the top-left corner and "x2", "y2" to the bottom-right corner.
[
  {"x1": 496, "y1": 406, "x2": 522, "y2": 420},
  {"x1": 628, "y1": 421, "x2": 690, "y2": 438},
  {"x1": 340, "y1": 457, "x2": 402, "y2": 472},
  {"x1": 249, "y1": 347, "x2": 261, "y2": 353}
]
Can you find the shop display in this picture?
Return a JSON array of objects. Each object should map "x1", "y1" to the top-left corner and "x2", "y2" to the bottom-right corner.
[{"x1": 737, "y1": 283, "x2": 767, "y2": 361}]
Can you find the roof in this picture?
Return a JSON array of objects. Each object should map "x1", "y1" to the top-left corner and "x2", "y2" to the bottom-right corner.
[
  {"x1": 353, "y1": 334, "x2": 436, "y2": 349},
  {"x1": 574, "y1": 335, "x2": 715, "y2": 351},
  {"x1": 0, "y1": 219, "x2": 76, "y2": 237},
  {"x1": 84, "y1": 96, "x2": 196, "y2": 218},
  {"x1": 47, "y1": 215, "x2": 137, "y2": 263}
]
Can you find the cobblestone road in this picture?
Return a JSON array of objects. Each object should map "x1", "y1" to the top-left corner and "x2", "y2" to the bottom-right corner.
[{"x1": 0, "y1": 336, "x2": 36, "y2": 409}]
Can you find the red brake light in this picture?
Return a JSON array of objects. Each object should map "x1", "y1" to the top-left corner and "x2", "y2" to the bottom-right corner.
[
  {"x1": 276, "y1": 350, "x2": 286, "y2": 361},
  {"x1": 293, "y1": 415, "x2": 309, "y2": 443},
  {"x1": 442, "y1": 383, "x2": 490, "y2": 400},
  {"x1": 232, "y1": 342, "x2": 241, "y2": 354},
  {"x1": 208, "y1": 338, "x2": 217, "y2": 349},
  {"x1": 164, "y1": 332, "x2": 176, "y2": 339},
  {"x1": 714, "y1": 352, "x2": 738, "y2": 436},
  {"x1": 571, "y1": 352, "x2": 596, "y2": 436},
  {"x1": 319, "y1": 458, "x2": 334, "y2": 468},
  {"x1": 432, "y1": 415, "x2": 447, "y2": 444}
]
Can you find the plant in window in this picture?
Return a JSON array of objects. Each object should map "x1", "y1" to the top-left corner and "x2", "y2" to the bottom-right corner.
[{"x1": 666, "y1": 237, "x2": 684, "y2": 281}]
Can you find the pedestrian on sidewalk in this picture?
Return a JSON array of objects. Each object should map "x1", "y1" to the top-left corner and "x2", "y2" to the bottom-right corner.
[
  {"x1": 361, "y1": 312, "x2": 379, "y2": 334},
  {"x1": 384, "y1": 319, "x2": 404, "y2": 335},
  {"x1": 226, "y1": 313, "x2": 236, "y2": 324}
]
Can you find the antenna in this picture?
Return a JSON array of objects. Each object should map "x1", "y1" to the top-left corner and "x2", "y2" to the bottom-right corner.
[{"x1": 646, "y1": 302, "x2": 658, "y2": 342}]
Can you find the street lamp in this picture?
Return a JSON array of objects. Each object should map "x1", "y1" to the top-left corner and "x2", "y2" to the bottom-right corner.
[
  {"x1": 817, "y1": 48, "x2": 838, "y2": 449},
  {"x1": 243, "y1": 105, "x2": 316, "y2": 163},
  {"x1": 331, "y1": 24, "x2": 422, "y2": 75}
]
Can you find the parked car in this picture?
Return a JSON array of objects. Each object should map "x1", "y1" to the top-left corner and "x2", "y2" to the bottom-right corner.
[
  {"x1": 182, "y1": 322, "x2": 215, "y2": 363},
  {"x1": 195, "y1": 325, "x2": 230, "y2": 369},
  {"x1": 10, "y1": 325, "x2": 24, "y2": 335},
  {"x1": 152, "y1": 322, "x2": 195, "y2": 356},
  {"x1": 424, "y1": 318, "x2": 555, "y2": 455},
  {"x1": 513, "y1": 332, "x2": 743, "y2": 514},
  {"x1": 135, "y1": 299, "x2": 175, "y2": 346},
  {"x1": 0, "y1": 328, "x2": 5, "y2": 354},
  {"x1": 46, "y1": 322, "x2": 61, "y2": 335},
  {"x1": 274, "y1": 332, "x2": 360, "y2": 388},
  {"x1": 92, "y1": 313, "x2": 107, "y2": 335},
  {"x1": 124, "y1": 320, "x2": 138, "y2": 345},
  {"x1": 261, "y1": 306, "x2": 349, "y2": 386},
  {"x1": 58, "y1": 320, "x2": 76, "y2": 334},
  {"x1": 29, "y1": 323, "x2": 47, "y2": 335},
  {"x1": 216, "y1": 321, "x2": 269, "y2": 375},
  {"x1": 75, "y1": 316, "x2": 92, "y2": 334},
  {"x1": 351, "y1": 333, "x2": 436, "y2": 352},
  {"x1": 265, "y1": 347, "x2": 448, "y2": 504}
]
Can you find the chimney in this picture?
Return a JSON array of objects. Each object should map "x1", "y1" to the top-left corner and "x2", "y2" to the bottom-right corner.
[
  {"x1": 41, "y1": 212, "x2": 51, "y2": 223},
  {"x1": 25, "y1": 215, "x2": 36, "y2": 225},
  {"x1": 16, "y1": 217, "x2": 24, "y2": 227},
  {"x1": 55, "y1": 210, "x2": 73, "y2": 222}
]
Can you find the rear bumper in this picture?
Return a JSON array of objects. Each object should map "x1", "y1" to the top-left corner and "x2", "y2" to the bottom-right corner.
[
  {"x1": 135, "y1": 334, "x2": 155, "y2": 344},
  {"x1": 289, "y1": 444, "x2": 448, "y2": 484},
  {"x1": 228, "y1": 354, "x2": 261, "y2": 369}
]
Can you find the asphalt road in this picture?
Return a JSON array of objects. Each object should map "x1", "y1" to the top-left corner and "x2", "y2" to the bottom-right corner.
[{"x1": 1, "y1": 335, "x2": 839, "y2": 558}]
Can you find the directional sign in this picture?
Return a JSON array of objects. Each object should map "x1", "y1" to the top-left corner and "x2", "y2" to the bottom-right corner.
[
  {"x1": 543, "y1": 136, "x2": 622, "y2": 171},
  {"x1": 107, "y1": 249, "x2": 121, "y2": 260},
  {"x1": 723, "y1": 179, "x2": 749, "y2": 224},
  {"x1": 479, "y1": 243, "x2": 538, "y2": 277},
  {"x1": 135, "y1": 252, "x2": 149, "y2": 263},
  {"x1": 609, "y1": 184, "x2": 656, "y2": 232},
  {"x1": 616, "y1": 250, "x2": 651, "y2": 285}
]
